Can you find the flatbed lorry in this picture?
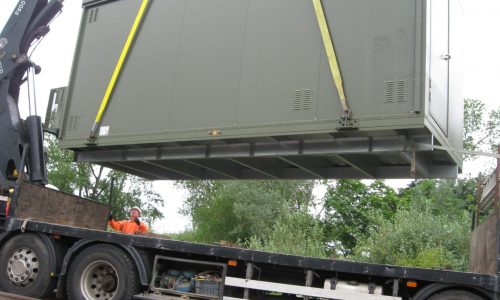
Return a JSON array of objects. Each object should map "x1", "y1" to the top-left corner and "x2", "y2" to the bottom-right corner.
[{"x1": 1, "y1": 0, "x2": 499, "y2": 299}]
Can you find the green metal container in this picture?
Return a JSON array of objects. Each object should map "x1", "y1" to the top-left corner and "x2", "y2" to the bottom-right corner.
[{"x1": 52, "y1": 0, "x2": 463, "y2": 180}]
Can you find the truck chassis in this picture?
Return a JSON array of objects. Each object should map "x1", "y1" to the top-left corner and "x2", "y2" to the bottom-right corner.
[{"x1": 0, "y1": 214, "x2": 497, "y2": 300}]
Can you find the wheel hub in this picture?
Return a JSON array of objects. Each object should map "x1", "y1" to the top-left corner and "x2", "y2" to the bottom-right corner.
[
  {"x1": 102, "y1": 273, "x2": 117, "y2": 292},
  {"x1": 6, "y1": 247, "x2": 39, "y2": 286},
  {"x1": 81, "y1": 260, "x2": 119, "y2": 300},
  {"x1": 12, "y1": 260, "x2": 28, "y2": 276}
]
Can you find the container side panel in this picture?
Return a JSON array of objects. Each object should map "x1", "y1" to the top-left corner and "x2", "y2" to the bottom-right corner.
[
  {"x1": 424, "y1": 0, "x2": 463, "y2": 169},
  {"x1": 317, "y1": 0, "x2": 416, "y2": 120},
  {"x1": 447, "y1": 0, "x2": 464, "y2": 162},
  {"x1": 428, "y1": 0, "x2": 450, "y2": 135},
  {"x1": 235, "y1": 0, "x2": 320, "y2": 126},
  {"x1": 167, "y1": 0, "x2": 249, "y2": 131},
  {"x1": 62, "y1": 0, "x2": 143, "y2": 140},
  {"x1": 103, "y1": 0, "x2": 186, "y2": 136},
  {"x1": 57, "y1": 0, "x2": 462, "y2": 179}
]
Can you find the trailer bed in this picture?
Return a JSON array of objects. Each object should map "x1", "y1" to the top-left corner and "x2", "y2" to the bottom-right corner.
[{"x1": 4, "y1": 218, "x2": 497, "y2": 295}]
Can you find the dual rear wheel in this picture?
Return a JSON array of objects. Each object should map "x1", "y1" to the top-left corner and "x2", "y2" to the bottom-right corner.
[
  {"x1": 426, "y1": 290, "x2": 485, "y2": 300},
  {"x1": 67, "y1": 244, "x2": 139, "y2": 300},
  {"x1": 0, "y1": 235, "x2": 139, "y2": 300},
  {"x1": 413, "y1": 284, "x2": 488, "y2": 300}
]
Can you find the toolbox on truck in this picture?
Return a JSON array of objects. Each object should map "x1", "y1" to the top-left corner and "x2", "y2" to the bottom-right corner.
[
  {"x1": 149, "y1": 255, "x2": 226, "y2": 299},
  {"x1": 194, "y1": 278, "x2": 222, "y2": 297},
  {"x1": 52, "y1": 0, "x2": 463, "y2": 180}
]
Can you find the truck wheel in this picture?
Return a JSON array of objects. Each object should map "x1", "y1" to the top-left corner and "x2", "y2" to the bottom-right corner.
[
  {"x1": 67, "y1": 244, "x2": 139, "y2": 300},
  {"x1": 0, "y1": 233, "x2": 55, "y2": 297},
  {"x1": 427, "y1": 290, "x2": 485, "y2": 300}
]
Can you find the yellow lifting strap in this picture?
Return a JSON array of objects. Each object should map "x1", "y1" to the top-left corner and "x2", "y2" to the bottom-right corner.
[
  {"x1": 90, "y1": 0, "x2": 150, "y2": 139},
  {"x1": 311, "y1": 0, "x2": 350, "y2": 116}
]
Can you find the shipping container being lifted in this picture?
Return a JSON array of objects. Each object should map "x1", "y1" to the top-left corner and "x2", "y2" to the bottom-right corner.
[{"x1": 50, "y1": 0, "x2": 463, "y2": 180}]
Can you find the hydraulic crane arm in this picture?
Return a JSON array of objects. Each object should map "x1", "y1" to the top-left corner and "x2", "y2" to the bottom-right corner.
[{"x1": 0, "y1": 0, "x2": 63, "y2": 193}]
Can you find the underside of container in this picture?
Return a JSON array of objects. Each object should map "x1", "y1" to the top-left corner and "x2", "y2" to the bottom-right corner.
[
  {"x1": 71, "y1": 129, "x2": 457, "y2": 180},
  {"x1": 54, "y1": 0, "x2": 463, "y2": 180}
]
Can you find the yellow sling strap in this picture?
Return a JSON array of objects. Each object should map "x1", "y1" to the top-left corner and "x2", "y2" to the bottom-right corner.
[
  {"x1": 312, "y1": 0, "x2": 350, "y2": 117},
  {"x1": 90, "y1": 0, "x2": 150, "y2": 140}
]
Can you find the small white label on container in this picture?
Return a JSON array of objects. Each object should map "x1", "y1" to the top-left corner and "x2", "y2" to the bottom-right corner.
[{"x1": 99, "y1": 126, "x2": 110, "y2": 136}]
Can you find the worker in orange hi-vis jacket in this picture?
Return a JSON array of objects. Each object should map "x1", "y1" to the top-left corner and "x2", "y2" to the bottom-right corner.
[{"x1": 108, "y1": 206, "x2": 148, "y2": 235}]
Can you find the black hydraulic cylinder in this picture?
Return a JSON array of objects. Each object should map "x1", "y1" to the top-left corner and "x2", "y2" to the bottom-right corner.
[{"x1": 26, "y1": 115, "x2": 47, "y2": 185}]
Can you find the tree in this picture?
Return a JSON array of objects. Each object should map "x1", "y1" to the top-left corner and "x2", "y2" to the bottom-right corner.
[
  {"x1": 352, "y1": 206, "x2": 471, "y2": 271},
  {"x1": 399, "y1": 179, "x2": 476, "y2": 219},
  {"x1": 464, "y1": 98, "x2": 500, "y2": 155},
  {"x1": 351, "y1": 179, "x2": 475, "y2": 271},
  {"x1": 45, "y1": 135, "x2": 164, "y2": 224},
  {"x1": 177, "y1": 180, "x2": 315, "y2": 244},
  {"x1": 321, "y1": 179, "x2": 402, "y2": 256}
]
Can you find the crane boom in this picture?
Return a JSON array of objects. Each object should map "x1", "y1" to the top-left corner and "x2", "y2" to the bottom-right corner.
[{"x1": 0, "y1": 0, "x2": 63, "y2": 193}]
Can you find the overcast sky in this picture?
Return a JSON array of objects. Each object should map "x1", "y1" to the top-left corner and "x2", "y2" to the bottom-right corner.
[{"x1": 1, "y1": 0, "x2": 499, "y2": 233}]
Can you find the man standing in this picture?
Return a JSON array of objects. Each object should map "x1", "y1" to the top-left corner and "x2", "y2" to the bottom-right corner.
[{"x1": 108, "y1": 206, "x2": 149, "y2": 234}]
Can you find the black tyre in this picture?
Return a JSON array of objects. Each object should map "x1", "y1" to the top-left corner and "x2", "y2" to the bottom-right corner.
[
  {"x1": 427, "y1": 290, "x2": 486, "y2": 300},
  {"x1": 67, "y1": 244, "x2": 139, "y2": 300},
  {"x1": 0, "y1": 233, "x2": 56, "y2": 297}
]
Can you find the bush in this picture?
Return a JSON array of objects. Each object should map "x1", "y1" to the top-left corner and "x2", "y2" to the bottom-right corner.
[
  {"x1": 351, "y1": 208, "x2": 470, "y2": 271},
  {"x1": 246, "y1": 211, "x2": 327, "y2": 258}
]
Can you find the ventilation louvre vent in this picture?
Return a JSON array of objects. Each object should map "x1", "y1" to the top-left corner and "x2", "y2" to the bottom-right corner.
[
  {"x1": 68, "y1": 114, "x2": 79, "y2": 132},
  {"x1": 384, "y1": 80, "x2": 408, "y2": 103},
  {"x1": 291, "y1": 89, "x2": 313, "y2": 111},
  {"x1": 88, "y1": 8, "x2": 99, "y2": 24}
]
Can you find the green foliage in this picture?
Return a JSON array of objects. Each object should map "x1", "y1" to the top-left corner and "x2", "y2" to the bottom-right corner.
[
  {"x1": 45, "y1": 134, "x2": 92, "y2": 194},
  {"x1": 396, "y1": 247, "x2": 453, "y2": 270},
  {"x1": 464, "y1": 98, "x2": 486, "y2": 152},
  {"x1": 246, "y1": 211, "x2": 327, "y2": 258},
  {"x1": 321, "y1": 180, "x2": 403, "y2": 256},
  {"x1": 351, "y1": 179, "x2": 473, "y2": 271},
  {"x1": 177, "y1": 180, "x2": 314, "y2": 244},
  {"x1": 176, "y1": 176, "x2": 475, "y2": 269},
  {"x1": 170, "y1": 230, "x2": 199, "y2": 242},
  {"x1": 190, "y1": 185, "x2": 242, "y2": 243},
  {"x1": 464, "y1": 98, "x2": 500, "y2": 155},
  {"x1": 45, "y1": 135, "x2": 164, "y2": 224},
  {"x1": 400, "y1": 179, "x2": 476, "y2": 218},
  {"x1": 352, "y1": 207, "x2": 470, "y2": 271}
]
